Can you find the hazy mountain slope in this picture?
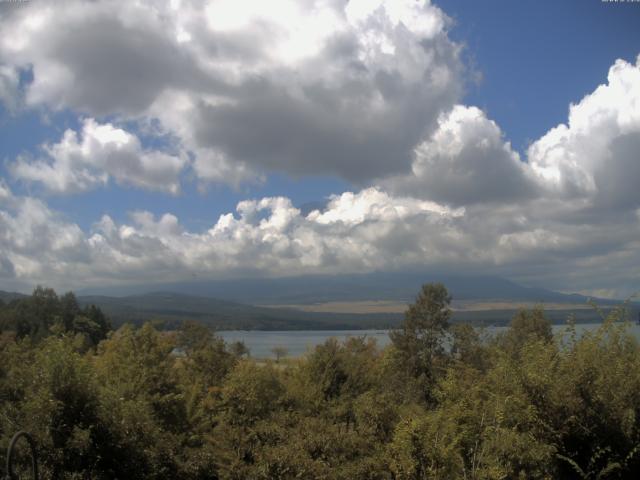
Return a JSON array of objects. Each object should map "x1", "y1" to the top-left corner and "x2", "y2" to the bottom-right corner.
[
  {"x1": 2, "y1": 287, "x2": 628, "y2": 330},
  {"x1": 77, "y1": 272, "x2": 614, "y2": 305},
  {"x1": 77, "y1": 292, "x2": 402, "y2": 330},
  {"x1": 76, "y1": 291, "x2": 631, "y2": 331},
  {"x1": 0, "y1": 290, "x2": 27, "y2": 303}
]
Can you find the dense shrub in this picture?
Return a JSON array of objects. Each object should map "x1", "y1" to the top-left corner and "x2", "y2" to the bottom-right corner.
[{"x1": 1, "y1": 286, "x2": 639, "y2": 479}]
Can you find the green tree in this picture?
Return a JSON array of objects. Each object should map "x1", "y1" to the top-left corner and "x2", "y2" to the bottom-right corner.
[
  {"x1": 178, "y1": 320, "x2": 213, "y2": 353},
  {"x1": 0, "y1": 337, "x2": 127, "y2": 479},
  {"x1": 389, "y1": 283, "x2": 452, "y2": 403},
  {"x1": 7, "y1": 286, "x2": 61, "y2": 340},
  {"x1": 498, "y1": 306, "x2": 553, "y2": 356},
  {"x1": 177, "y1": 320, "x2": 236, "y2": 389},
  {"x1": 229, "y1": 340, "x2": 250, "y2": 358},
  {"x1": 214, "y1": 361, "x2": 286, "y2": 478},
  {"x1": 271, "y1": 345, "x2": 288, "y2": 363},
  {"x1": 80, "y1": 303, "x2": 111, "y2": 345},
  {"x1": 387, "y1": 412, "x2": 465, "y2": 480},
  {"x1": 93, "y1": 323, "x2": 186, "y2": 477},
  {"x1": 306, "y1": 338, "x2": 349, "y2": 401},
  {"x1": 0, "y1": 288, "x2": 110, "y2": 347},
  {"x1": 450, "y1": 323, "x2": 490, "y2": 371},
  {"x1": 59, "y1": 291, "x2": 81, "y2": 331}
]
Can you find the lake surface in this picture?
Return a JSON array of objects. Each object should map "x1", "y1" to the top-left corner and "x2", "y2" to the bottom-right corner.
[{"x1": 220, "y1": 323, "x2": 640, "y2": 359}]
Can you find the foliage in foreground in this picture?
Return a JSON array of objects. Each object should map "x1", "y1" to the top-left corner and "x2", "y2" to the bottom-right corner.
[{"x1": 0, "y1": 284, "x2": 639, "y2": 479}]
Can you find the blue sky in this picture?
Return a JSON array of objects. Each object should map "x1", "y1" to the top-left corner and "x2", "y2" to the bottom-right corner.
[
  {"x1": 0, "y1": 0, "x2": 639, "y2": 297},
  {"x1": 4, "y1": 0, "x2": 639, "y2": 228},
  {"x1": 440, "y1": 0, "x2": 640, "y2": 151}
]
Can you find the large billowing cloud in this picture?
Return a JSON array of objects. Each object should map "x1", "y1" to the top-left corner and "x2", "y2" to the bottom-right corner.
[
  {"x1": 528, "y1": 56, "x2": 640, "y2": 212},
  {"x1": 0, "y1": 185, "x2": 89, "y2": 282},
  {"x1": 0, "y1": 1, "x2": 209, "y2": 115},
  {"x1": 0, "y1": 0, "x2": 463, "y2": 183},
  {"x1": 10, "y1": 119, "x2": 187, "y2": 194},
  {"x1": 382, "y1": 105, "x2": 539, "y2": 206},
  {"x1": 0, "y1": 0, "x2": 638, "y2": 298},
  {"x1": 381, "y1": 55, "x2": 640, "y2": 213}
]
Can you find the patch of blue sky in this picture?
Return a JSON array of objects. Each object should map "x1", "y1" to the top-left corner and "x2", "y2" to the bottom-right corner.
[
  {"x1": 3, "y1": 0, "x2": 639, "y2": 233},
  {"x1": 438, "y1": 0, "x2": 640, "y2": 153},
  {"x1": 43, "y1": 172, "x2": 351, "y2": 232},
  {"x1": 0, "y1": 108, "x2": 82, "y2": 193}
]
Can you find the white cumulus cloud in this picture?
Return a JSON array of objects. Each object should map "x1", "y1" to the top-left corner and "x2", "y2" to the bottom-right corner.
[
  {"x1": 529, "y1": 55, "x2": 640, "y2": 211},
  {"x1": 383, "y1": 105, "x2": 538, "y2": 205},
  {"x1": 0, "y1": 3, "x2": 639, "y2": 298},
  {"x1": 0, "y1": 0, "x2": 463, "y2": 184},
  {"x1": 10, "y1": 119, "x2": 187, "y2": 194},
  {"x1": 0, "y1": 187, "x2": 467, "y2": 289}
]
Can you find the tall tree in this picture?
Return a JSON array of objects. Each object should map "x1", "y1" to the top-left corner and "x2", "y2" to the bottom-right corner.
[
  {"x1": 498, "y1": 306, "x2": 552, "y2": 356},
  {"x1": 389, "y1": 283, "x2": 452, "y2": 403}
]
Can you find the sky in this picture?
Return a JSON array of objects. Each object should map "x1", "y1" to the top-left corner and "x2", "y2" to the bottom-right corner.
[{"x1": 0, "y1": 0, "x2": 639, "y2": 298}]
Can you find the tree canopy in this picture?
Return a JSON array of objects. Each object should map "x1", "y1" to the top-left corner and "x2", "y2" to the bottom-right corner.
[{"x1": 1, "y1": 284, "x2": 639, "y2": 479}]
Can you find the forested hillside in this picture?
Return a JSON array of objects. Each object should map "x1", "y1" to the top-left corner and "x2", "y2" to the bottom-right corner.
[
  {"x1": 4, "y1": 287, "x2": 621, "y2": 332},
  {"x1": 1, "y1": 284, "x2": 639, "y2": 479},
  {"x1": 75, "y1": 292, "x2": 403, "y2": 330}
]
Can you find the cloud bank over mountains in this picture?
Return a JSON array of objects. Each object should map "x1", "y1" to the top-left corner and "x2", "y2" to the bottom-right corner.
[{"x1": 0, "y1": 0, "x2": 638, "y2": 297}]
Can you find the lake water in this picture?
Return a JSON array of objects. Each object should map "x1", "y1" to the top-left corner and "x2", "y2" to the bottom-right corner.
[{"x1": 219, "y1": 323, "x2": 640, "y2": 359}]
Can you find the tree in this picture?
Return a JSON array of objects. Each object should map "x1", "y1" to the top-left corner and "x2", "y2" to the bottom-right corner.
[
  {"x1": 271, "y1": 346, "x2": 288, "y2": 363},
  {"x1": 0, "y1": 337, "x2": 115, "y2": 478},
  {"x1": 510, "y1": 306, "x2": 552, "y2": 341},
  {"x1": 177, "y1": 320, "x2": 213, "y2": 353},
  {"x1": 229, "y1": 340, "x2": 250, "y2": 358},
  {"x1": 177, "y1": 321, "x2": 236, "y2": 389},
  {"x1": 498, "y1": 306, "x2": 552, "y2": 355},
  {"x1": 220, "y1": 361, "x2": 285, "y2": 426},
  {"x1": 306, "y1": 338, "x2": 348, "y2": 401},
  {"x1": 59, "y1": 291, "x2": 81, "y2": 331},
  {"x1": 450, "y1": 323, "x2": 490, "y2": 371},
  {"x1": 389, "y1": 283, "x2": 452, "y2": 403},
  {"x1": 0, "y1": 288, "x2": 110, "y2": 346},
  {"x1": 81, "y1": 303, "x2": 111, "y2": 345},
  {"x1": 9, "y1": 286, "x2": 61, "y2": 340},
  {"x1": 387, "y1": 412, "x2": 465, "y2": 479},
  {"x1": 93, "y1": 323, "x2": 186, "y2": 477}
]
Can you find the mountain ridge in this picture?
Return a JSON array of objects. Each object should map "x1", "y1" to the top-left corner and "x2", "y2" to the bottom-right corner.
[
  {"x1": 2, "y1": 274, "x2": 632, "y2": 330},
  {"x1": 75, "y1": 291, "x2": 401, "y2": 330},
  {"x1": 75, "y1": 272, "x2": 620, "y2": 305}
]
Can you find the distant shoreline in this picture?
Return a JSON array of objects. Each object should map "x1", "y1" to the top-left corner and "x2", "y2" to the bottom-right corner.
[{"x1": 258, "y1": 300, "x2": 598, "y2": 315}]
